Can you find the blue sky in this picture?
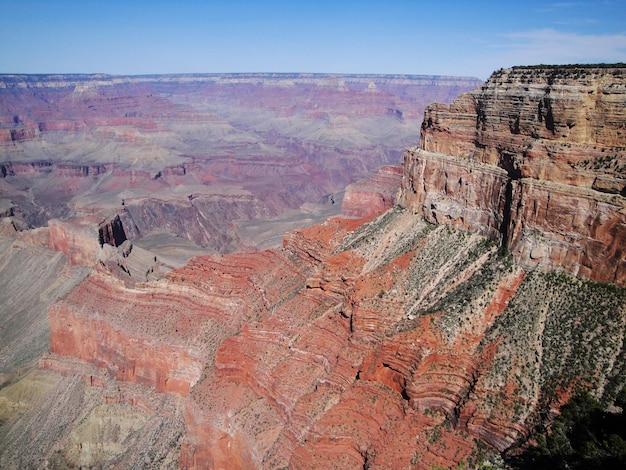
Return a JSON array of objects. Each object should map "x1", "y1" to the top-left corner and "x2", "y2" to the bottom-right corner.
[{"x1": 1, "y1": 0, "x2": 624, "y2": 79}]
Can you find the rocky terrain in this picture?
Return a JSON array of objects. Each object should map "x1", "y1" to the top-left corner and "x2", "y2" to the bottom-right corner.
[{"x1": 1, "y1": 65, "x2": 625, "y2": 469}]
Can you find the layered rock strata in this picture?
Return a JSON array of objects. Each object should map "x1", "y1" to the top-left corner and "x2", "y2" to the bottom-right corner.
[
  {"x1": 31, "y1": 206, "x2": 624, "y2": 469},
  {"x1": 401, "y1": 65, "x2": 626, "y2": 285},
  {"x1": 4, "y1": 66, "x2": 626, "y2": 470},
  {"x1": 47, "y1": 248, "x2": 308, "y2": 396},
  {"x1": 341, "y1": 165, "x2": 402, "y2": 218}
]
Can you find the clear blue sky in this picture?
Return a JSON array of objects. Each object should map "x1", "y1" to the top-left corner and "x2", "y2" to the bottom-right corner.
[{"x1": 1, "y1": 0, "x2": 624, "y2": 79}]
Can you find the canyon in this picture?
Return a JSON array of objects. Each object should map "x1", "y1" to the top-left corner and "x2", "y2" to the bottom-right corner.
[
  {"x1": 0, "y1": 73, "x2": 480, "y2": 260},
  {"x1": 402, "y1": 65, "x2": 626, "y2": 285},
  {"x1": 0, "y1": 65, "x2": 625, "y2": 469}
]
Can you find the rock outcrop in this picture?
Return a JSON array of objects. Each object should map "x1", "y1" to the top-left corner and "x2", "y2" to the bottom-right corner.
[
  {"x1": 401, "y1": 65, "x2": 626, "y2": 285},
  {"x1": 98, "y1": 214, "x2": 127, "y2": 247},
  {"x1": 341, "y1": 165, "x2": 402, "y2": 218},
  {"x1": 49, "y1": 217, "x2": 103, "y2": 266}
]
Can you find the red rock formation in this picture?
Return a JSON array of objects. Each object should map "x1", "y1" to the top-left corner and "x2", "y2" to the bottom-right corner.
[
  {"x1": 401, "y1": 65, "x2": 626, "y2": 285},
  {"x1": 9, "y1": 67, "x2": 626, "y2": 469},
  {"x1": 341, "y1": 165, "x2": 402, "y2": 218},
  {"x1": 48, "y1": 248, "x2": 311, "y2": 396},
  {"x1": 48, "y1": 269, "x2": 209, "y2": 394},
  {"x1": 48, "y1": 217, "x2": 102, "y2": 266},
  {"x1": 402, "y1": 149, "x2": 509, "y2": 241},
  {"x1": 179, "y1": 218, "x2": 545, "y2": 469},
  {"x1": 508, "y1": 179, "x2": 626, "y2": 283},
  {"x1": 39, "y1": 204, "x2": 626, "y2": 469},
  {"x1": 180, "y1": 398, "x2": 260, "y2": 470}
]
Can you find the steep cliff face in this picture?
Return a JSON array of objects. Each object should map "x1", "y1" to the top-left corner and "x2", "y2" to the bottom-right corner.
[
  {"x1": 341, "y1": 165, "x2": 402, "y2": 218},
  {"x1": 98, "y1": 214, "x2": 127, "y2": 247},
  {"x1": 401, "y1": 65, "x2": 626, "y2": 285},
  {"x1": 49, "y1": 217, "x2": 103, "y2": 266}
]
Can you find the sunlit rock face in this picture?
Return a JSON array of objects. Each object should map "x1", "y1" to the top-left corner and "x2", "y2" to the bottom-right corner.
[
  {"x1": 39, "y1": 209, "x2": 626, "y2": 469},
  {"x1": 341, "y1": 165, "x2": 402, "y2": 218},
  {"x1": 401, "y1": 65, "x2": 626, "y2": 285}
]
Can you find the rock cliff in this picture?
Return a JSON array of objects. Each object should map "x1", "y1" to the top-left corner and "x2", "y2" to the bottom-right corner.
[
  {"x1": 341, "y1": 165, "x2": 402, "y2": 218},
  {"x1": 401, "y1": 65, "x2": 626, "y2": 285},
  {"x1": 27, "y1": 209, "x2": 625, "y2": 469}
]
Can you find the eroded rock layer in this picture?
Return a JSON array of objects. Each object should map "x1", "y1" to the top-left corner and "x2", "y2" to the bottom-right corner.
[
  {"x1": 341, "y1": 165, "x2": 402, "y2": 218},
  {"x1": 20, "y1": 207, "x2": 622, "y2": 469},
  {"x1": 401, "y1": 65, "x2": 626, "y2": 285}
]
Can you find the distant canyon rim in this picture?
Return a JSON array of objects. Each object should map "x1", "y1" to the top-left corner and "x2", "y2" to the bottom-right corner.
[{"x1": 0, "y1": 72, "x2": 480, "y2": 262}]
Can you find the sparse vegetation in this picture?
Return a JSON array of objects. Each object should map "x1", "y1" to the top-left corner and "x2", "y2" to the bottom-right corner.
[
  {"x1": 398, "y1": 231, "x2": 508, "y2": 337},
  {"x1": 467, "y1": 438, "x2": 506, "y2": 469},
  {"x1": 337, "y1": 205, "x2": 435, "y2": 262},
  {"x1": 574, "y1": 154, "x2": 625, "y2": 173},
  {"x1": 489, "y1": 64, "x2": 626, "y2": 86},
  {"x1": 473, "y1": 270, "x2": 626, "y2": 468}
]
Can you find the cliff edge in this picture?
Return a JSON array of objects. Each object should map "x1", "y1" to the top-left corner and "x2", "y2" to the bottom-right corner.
[{"x1": 401, "y1": 64, "x2": 626, "y2": 285}]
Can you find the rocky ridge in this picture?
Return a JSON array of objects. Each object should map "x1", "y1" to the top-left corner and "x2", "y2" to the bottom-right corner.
[{"x1": 16, "y1": 206, "x2": 622, "y2": 469}]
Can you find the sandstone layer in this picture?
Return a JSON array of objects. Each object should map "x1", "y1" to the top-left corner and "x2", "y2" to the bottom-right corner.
[
  {"x1": 23, "y1": 207, "x2": 624, "y2": 469},
  {"x1": 401, "y1": 65, "x2": 626, "y2": 285},
  {"x1": 341, "y1": 165, "x2": 402, "y2": 218}
]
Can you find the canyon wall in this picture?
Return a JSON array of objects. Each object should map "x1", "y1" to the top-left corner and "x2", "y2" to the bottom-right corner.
[
  {"x1": 401, "y1": 65, "x2": 626, "y2": 285},
  {"x1": 21, "y1": 207, "x2": 622, "y2": 470},
  {"x1": 341, "y1": 165, "x2": 402, "y2": 218}
]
